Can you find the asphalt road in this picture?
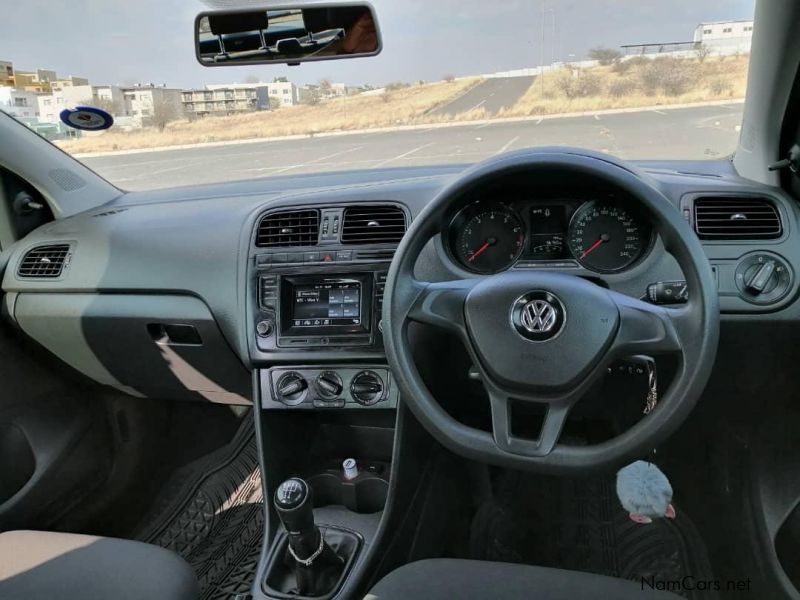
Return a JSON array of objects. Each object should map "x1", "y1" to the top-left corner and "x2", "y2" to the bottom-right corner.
[
  {"x1": 83, "y1": 102, "x2": 743, "y2": 191},
  {"x1": 431, "y1": 76, "x2": 537, "y2": 116}
]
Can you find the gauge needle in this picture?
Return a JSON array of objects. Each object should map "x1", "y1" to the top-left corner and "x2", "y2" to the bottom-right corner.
[
  {"x1": 580, "y1": 234, "x2": 610, "y2": 259},
  {"x1": 468, "y1": 237, "x2": 497, "y2": 262}
]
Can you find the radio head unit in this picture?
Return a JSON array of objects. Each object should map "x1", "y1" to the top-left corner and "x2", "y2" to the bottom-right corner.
[{"x1": 279, "y1": 274, "x2": 373, "y2": 342}]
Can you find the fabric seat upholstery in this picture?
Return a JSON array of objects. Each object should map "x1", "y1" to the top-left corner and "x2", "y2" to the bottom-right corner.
[
  {"x1": 366, "y1": 558, "x2": 683, "y2": 600},
  {"x1": 0, "y1": 530, "x2": 198, "y2": 600}
]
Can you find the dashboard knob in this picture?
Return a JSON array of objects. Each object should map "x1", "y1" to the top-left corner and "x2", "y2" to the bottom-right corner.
[
  {"x1": 745, "y1": 260, "x2": 776, "y2": 294},
  {"x1": 276, "y1": 372, "x2": 307, "y2": 405},
  {"x1": 734, "y1": 253, "x2": 793, "y2": 305},
  {"x1": 256, "y1": 319, "x2": 274, "y2": 337},
  {"x1": 315, "y1": 371, "x2": 343, "y2": 399},
  {"x1": 350, "y1": 370, "x2": 384, "y2": 406}
]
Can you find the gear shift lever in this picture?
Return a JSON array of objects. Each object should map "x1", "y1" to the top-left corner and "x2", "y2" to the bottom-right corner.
[{"x1": 274, "y1": 478, "x2": 343, "y2": 596}]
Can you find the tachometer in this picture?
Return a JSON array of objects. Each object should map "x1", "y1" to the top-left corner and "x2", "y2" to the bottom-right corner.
[
  {"x1": 567, "y1": 202, "x2": 649, "y2": 272},
  {"x1": 452, "y1": 205, "x2": 525, "y2": 274}
]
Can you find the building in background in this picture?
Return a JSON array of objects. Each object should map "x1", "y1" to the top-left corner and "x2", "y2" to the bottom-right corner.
[
  {"x1": 0, "y1": 87, "x2": 39, "y2": 121},
  {"x1": 693, "y1": 20, "x2": 753, "y2": 54},
  {"x1": 0, "y1": 61, "x2": 15, "y2": 87},
  {"x1": 14, "y1": 69, "x2": 57, "y2": 93},
  {"x1": 50, "y1": 76, "x2": 90, "y2": 92},
  {"x1": 38, "y1": 85, "x2": 124, "y2": 123},
  {"x1": 122, "y1": 84, "x2": 184, "y2": 126},
  {"x1": 182, "y1": 85, "x2": 269, "y2": 118},
  {"x1": 205, "y1": 81, "x2": 299, "y2": 107}
]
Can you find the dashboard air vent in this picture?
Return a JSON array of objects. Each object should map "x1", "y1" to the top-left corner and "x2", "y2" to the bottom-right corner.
[
  {"x1": 694, "y1": 197, "x2": 782, "y2": 240},
  {"x1": 256, "y1": 210, "x2": 319, "y2": 247},
  {"x1": 18, "y1": 244, "x2": 71, "y2": 278},
  {"x1": 341, "y1": 206, "x2": 406, "y2": 245}
]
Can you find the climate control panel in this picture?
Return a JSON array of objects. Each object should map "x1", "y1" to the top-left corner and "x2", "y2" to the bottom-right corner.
[{"x1": 260, "y1": 365, "x2": 397, "y2": 410}]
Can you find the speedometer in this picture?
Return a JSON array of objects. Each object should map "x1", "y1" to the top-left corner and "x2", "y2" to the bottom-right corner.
[{"x1": 567, "y1": 202, "x2": 649, "y2": 272}]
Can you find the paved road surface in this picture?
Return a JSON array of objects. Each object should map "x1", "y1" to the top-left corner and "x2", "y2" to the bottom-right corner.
[
  {"x1": 83, "y1": 103, "x2": 743, "y2": 191},
  {"x1": 431, "y1": 76, "x2": 537, "y2": 116}
]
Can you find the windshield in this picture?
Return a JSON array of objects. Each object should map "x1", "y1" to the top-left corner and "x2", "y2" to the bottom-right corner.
[{"x1": 0, "y1": 0, "x2": 755, "y2": 191}]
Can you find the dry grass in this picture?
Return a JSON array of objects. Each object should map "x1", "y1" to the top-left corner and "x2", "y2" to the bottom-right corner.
[
  {"x1": 56, "y1": 56, "x2": 750, "y2": 155},
  {"x1": 500, "y1": 55, "x2": 749, "y2": 118},
  {"x1": 57, "y1": 78, "x2": 482, "y2": 154}
]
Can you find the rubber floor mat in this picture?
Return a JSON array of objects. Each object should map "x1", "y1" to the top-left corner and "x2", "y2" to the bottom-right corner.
[
  {"x1": 135, "y1": 416, "x2": 264, "y2": 600},
  {"x1": 470, "y1": 472, "x2": 717, "y2": 600}
]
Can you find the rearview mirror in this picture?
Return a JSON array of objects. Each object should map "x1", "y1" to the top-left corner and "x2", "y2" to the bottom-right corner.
[{"x1": 195, "y1": 3, "x2": 382, "y2": 67}]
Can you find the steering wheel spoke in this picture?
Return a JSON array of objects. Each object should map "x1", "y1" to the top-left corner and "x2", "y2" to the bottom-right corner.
[
  {"x1": 404, "y1": 278, "x2": 478, "y2": 333},
  {"x1": 610, "y1": 291, "x2": 685, "y2": 357},
  {"x1": 487, "y1": 378, "x2": 586, "y2": 458},
  {"x1": 488, "y1": 386, "x2": 575, "y2": 457}
]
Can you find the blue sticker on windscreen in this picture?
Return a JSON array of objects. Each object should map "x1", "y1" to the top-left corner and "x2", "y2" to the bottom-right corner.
[{"x1": 59, "y1": 106, "x2": 114, "y2": 131}]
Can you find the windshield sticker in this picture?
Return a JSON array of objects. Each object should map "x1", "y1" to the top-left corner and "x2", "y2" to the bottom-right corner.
[{"x1": 59, "y1": 106, "x2": 114, "y2": 131}]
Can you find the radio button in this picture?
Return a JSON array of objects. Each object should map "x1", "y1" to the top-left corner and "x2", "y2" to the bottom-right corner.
[
  {"x1": 336, "y1": 250, "x2": 353, "y2": 262},
  {"x1": 256, "y1": 320, "x2": 274, "y2": 337},
  {"x1": 303, "y1": 251, "x2": 319, "y2": 263},
  {"x1": 313, "y1": 398, "x2": 345, "y2": 408},
  {"x1": 321, "y1": 252, "x2": 336, "y2": 263}
]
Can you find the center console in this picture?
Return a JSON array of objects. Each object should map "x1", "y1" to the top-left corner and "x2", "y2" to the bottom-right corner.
[{"x1": 249, "y1": 203, "x2": 405, "y2": 599}]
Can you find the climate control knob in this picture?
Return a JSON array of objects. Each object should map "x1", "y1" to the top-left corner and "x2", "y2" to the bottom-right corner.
[
  {"x1": 315, "y1": 371, "x2": 343, "y2": 399},
  {"x1": 275, "y1": 372, "x2": 307, "y2": 406},
  {"x1": 350, "y1": 371, "x2": 384, "y2": 406}
]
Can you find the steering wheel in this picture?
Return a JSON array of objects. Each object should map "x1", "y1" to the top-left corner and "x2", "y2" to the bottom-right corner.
[{"x1": 382, "y1": 148, "x2": 719, "y2": 473}]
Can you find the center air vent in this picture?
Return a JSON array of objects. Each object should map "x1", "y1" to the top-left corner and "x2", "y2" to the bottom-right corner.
[
  {"x1": 256, "y1": 210, "x2": 319, "y2": 247},
  {"x1": 17, "y1": 244, "x2": 71, "y2": 278},
  {"x1": 341, "y1": 206, "x2": 406, "y2": 245},
  {"x1": 694, "y1": 197, "x2": 782, "y2": 240}
]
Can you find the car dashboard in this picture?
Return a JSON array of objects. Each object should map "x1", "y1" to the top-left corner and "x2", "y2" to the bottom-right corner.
[{"x1": 1, "y1": 159, "x2": 799, "y2": 407}]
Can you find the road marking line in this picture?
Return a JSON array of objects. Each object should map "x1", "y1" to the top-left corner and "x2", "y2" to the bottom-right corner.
[
  {"x1": 475, "y1": 122, "x2": 493, "y2": 129},
  {"x1": 468, "y1": 100, "x2": 487, "y2": 111},
  {"x1": 495, "y1": 136, "x2": 520, "y2": 155},
  {"x1": 271, "y1": 146, "x2": 364, "y2": 173},
  {"x1": 651, "y1": 109, "x2": 667, "y2": 115},
  {"x1": 593, "y1": 114, "x2": 601, "y2": 120},
  {"x1": 373, "y1": 143, "x2": 434, "y2": 167}
]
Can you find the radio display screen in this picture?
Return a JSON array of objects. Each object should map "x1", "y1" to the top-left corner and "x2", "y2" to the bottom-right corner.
[
  {"x1": 279, "y1": 274, "x2": 372, "y2": 338},
  {"x1": 291, "y1": 281, "x2": 362, "y2": 327}
]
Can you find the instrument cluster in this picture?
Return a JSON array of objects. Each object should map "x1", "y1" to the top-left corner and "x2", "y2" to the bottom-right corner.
[{"x1": 445, "y1": 194, "x2": 653, "y2": 275}]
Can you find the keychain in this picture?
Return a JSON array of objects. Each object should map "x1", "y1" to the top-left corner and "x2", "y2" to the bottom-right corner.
[{"x1": 643, "y1": 358, "x2": 658, "y2": 415}]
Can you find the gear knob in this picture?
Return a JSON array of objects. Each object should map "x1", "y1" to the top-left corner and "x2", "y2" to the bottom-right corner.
[{"x1": 274, "y1": 478, "x2": 319, "y2": 559}]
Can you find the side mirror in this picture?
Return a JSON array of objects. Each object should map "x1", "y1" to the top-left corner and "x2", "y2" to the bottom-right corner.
[{"x1": 195, "y1": 3, "x2": 382, "y2": 67}]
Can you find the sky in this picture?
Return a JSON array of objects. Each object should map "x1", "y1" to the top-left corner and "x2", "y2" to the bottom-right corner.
[{"x1": 0, "y1": 0, "x2": 755, "y2": 89}]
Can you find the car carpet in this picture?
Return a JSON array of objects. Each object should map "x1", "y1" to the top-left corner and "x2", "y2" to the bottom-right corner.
[
  {"x1": 469, "y1": 470, "x2": 718, "y2": 600},
  {"x1": 134, "y1": 416, "x2": 264, "y2": 600}
]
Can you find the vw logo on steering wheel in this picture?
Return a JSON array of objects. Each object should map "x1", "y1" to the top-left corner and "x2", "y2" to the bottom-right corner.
[
  {"x1": 520, "y1": 299, "x2": 558, "y2": 333},
  {"x1": 511, "y1": 291, "x2": 566, "y2": 341}
]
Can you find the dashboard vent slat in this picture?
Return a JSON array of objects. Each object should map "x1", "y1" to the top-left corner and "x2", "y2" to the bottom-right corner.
[
  {"x1": 341, "y1": 206, "x2": 406, "y2": 245},
  {"x1": 694, "y1": 197, "x2": 782, "y2": 240},
  {"x1": 18, "y1": 244, "x2": 71, "y2": 278},
  {"x1": 256, "y1": 210, "x2": 319, "y2": 247}
]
